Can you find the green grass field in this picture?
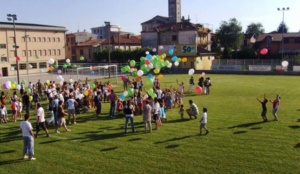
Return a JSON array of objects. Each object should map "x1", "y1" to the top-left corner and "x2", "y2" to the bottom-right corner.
[{"x1": 0, "y1": 74, "x2": 299, "y2": 174}]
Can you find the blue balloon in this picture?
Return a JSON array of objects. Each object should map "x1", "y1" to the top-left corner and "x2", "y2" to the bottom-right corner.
[
  {"x1": 91, "y1": 71, "x2": 95, "y2": 75},
  {"x1": 146, "y1": 54, "x2": 152, "y2": 60},
  {"x1": 120, "y1": 94, "x2": 125, "y2": 101},
  {"x1": 169, "y1": 49, "x2": 174, "y2": 55},
  {"x1": 147, "y1": 73, "x2": 153, "y2": 79},
  {"x1": 171, "y1": 56, "x2": 177, "y2": 62}
]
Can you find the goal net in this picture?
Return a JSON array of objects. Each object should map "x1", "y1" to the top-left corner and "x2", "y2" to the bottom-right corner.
[{"x1": 76, "y1": 65, "x2": 118, "y2": 82}]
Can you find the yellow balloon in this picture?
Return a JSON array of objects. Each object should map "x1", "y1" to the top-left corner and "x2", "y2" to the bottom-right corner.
[
  {"x1": 153, "y1": 68, "x2": 160, "y2": 74},
  {"x1": 182, "y1": 58, "x2": 187, "y2": 63},
  {"x1": 11, "y1": 84, "x2": 16, "y2": 89},
  {"x1": 29, "y1": 96, "x2": 33, "y2": 102},
  {"x1": 84, "y1": 90, "x2": 89, "y2": 96}
]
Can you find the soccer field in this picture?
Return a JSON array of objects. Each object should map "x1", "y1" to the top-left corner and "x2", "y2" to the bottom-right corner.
[{"x1": 0, "y1": 74, "x2": 299, "y2": 174}]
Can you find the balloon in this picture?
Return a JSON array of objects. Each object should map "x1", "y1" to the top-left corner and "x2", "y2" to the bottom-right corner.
[
  {"x1": 260, "y1": 48, "x2": 268, "y2": 55},
  {"x1": 80, "y1": 56, "x2": 84, "y2": 61},
  {"x1": 281, "y1": 61, "x2": 289, "y2": 67},
  {"x1": 145, "y1": 51, "x2": 150, "y2": 55},
  {"x1": 69, "y1": 79, "x2": 74, "y2": 83},
  {"x1": 57, "y1": 75, "x2": 63, "y2": 80},
  {"x1": 147, "y1": 73, "x2": 153, "y2": 79},
  {"x1": 147, "y1": 63, "x2": 154, "y2": 69},
  {"x1": 159, "y1": 45, "x2": 164, "y2": 50},
  {"x1": 188, "y1": 68, "x2": 195, "y2": 75},
  {"x1": 153, "y1": 68, "x2": 160, "y2": 74},
  {"x1": 182, "y1": 57, "x2": 187, "y2": 63},
  {"x1": 121, "y1": 75, "x2": 127, "y2": 81},
  {"x1": 131, "y1": 72, "x2": 137, "y2": 77},
  {"x1": 29, "y1": 96, "x2": 33, "y2": 102},
  {"x1": 21, "y1": 80, "x2": 27, "y2": 85},
  {"x1": 130, "y1": 60, "x2": 136, "y2": 67},
  {"x1": 119, "y1": 94, "x2": 125, "y2": 101},
  {"x1": 11, "y1": 84, "x2": 16, "y2": 89},
  {"x1": 127, "y1": 88, "x2": 134, "y2": 97},
  {"x1": 137, "y1": 70, "x2": 144, "y2": 77},
  {"x1": 48, "y1": 58, "x2": 55, "y2": 64},
  {"x1": 136, "y1": 76, "x2": 141, "y2": 82},
  {"x1": 49, "y1": 66, "x2": 54, "y2": 71},
  {"x1": 57, "y1": 69, "x2": 62, "y2": 74},
  {"x1": 145, "y1": 60, "x2": 151, "y2": 65},
  {"x1": 26, "y1": 88, "x2": 31, "y2": 93},
  {"x1": 169, "y1": 49, "x2": 174, "y2": 55},
  {"x1": 146, "y1": 78, "x2": 153, "y2": 87},
  {"x1": 171, "y1": 56, "x2": 177, "y2": 62},
  {"x1": 78, "y1": 94, "x2": 84, "y2": 100},
  {"x1": 143, "y1": 94, "x2": 148, "y2": 100},
  {"x1": 195, "y1": 86, "x2": 203, "y2": 94},
  {"x1": 152, "y1": 48, "x2": 157, "y2": 52},
  {"x1": 66, "y1": 62, "x2": 71, "y2": 66},
  {"x1": 16, "y1": 84, "x2": 21, "y2": 90},
  {"x1": 66, "y1": 59, "x2": 70, "y2": 63},
  {"x1": 177, "y1": 58, "x2": 181, "y2": 62},
  {"x1": 201, "y1": 72, "x2": 205, "y2": 77},
  {"x1": 123, "y1": 91, "x2": 128, "y2": 97},
  {"x1": 174, "y1": 61, "x2": 179, "y2": 66},
  {"x1": 72, "y1": 64, "x2": 77, "y2": 68},
  {"x1": 84, "y1": 90, "x2": 89, "y2": 96},
  {"x1": 28, "y1": 64, "x2": 33, "y2": 69},
  {"x1": 63, "y1": 64, "x2": 67, "y2": 68},
  {"x1": 210, "y1": 56, "x2": 215, "y2": 61},
  {"x1": 16, "y1": 56, "x2": 21, "y2": 61},
  {"x1": 146, "y1": 54, "x2": 152, "y2": 60},
  {"x1": 88, "y1": 89, "x2": 93, "y2": 95},
  {"x1": 157, "y1": 74, "x2": 163, "y2": 80},
  {"x1": 91, "y1": 84, "x2": 95, "y2": 89},
  {"x1": 91, "y1": 71, "x2": 95, "y2": 75},
  {"x1": 167, "y1": 63, "x2": 172, "y2": 68},
  {"x1": 46, "y1": 80, "x2": 50, "y2": 85}
]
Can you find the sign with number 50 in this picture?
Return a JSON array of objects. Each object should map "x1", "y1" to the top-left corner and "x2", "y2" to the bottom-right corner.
[{"x1": 181, "y1": 45, "x2": 195, "y2": 53}]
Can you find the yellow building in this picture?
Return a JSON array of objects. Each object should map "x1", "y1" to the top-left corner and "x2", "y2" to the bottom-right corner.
[{"x1": 0, "y1": 22, "x2": 67, "y2": 77}]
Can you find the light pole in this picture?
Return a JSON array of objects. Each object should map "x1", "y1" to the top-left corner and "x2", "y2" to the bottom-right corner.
[
  {"x1": 277, "y1": 7, "x2": 289, "y2": 60},
  {"x1": 7, "y1": 14, "x2": 20, "y2": 84},
  {"x1": 24, "y1": 34, "x2": 29, "y2": 75},
  {"x1": 104, "y1": 21, "x2": 111, "y2": 78}
]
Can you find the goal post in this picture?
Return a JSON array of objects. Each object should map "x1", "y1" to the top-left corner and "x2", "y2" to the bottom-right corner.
[{"x1": 76, "y1": 65, "x2": 118, "y2": 83}]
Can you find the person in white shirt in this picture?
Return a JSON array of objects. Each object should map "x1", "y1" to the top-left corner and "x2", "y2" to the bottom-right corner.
[
  {"x1": 0, "y1": 104, "x2": 7, "y2": 123},
  {"x1": 67, "y1": 95, "x2": 78, "y2": 124},
  {"x1": 16, "y1": 98, "x2": 23, "y2": 120},
  {"x1": 35, "y1": 103, "x2": 50, "y2": 138},
  {"x1": 152, "y1": 98, "x2": 161, "y2": 130},
  {"x1": 155, "y1": 87, "x2": 163, "y2": 100},
  {"x1": 200, "y1": 107, "x2": 209, "y2": 135},
  {"x1": 20, "y1": 113, "x2": 35, "y2": 160}
]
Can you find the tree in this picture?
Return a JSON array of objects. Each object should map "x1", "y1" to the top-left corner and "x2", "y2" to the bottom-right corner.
[
  {"x1": 215, "y1": 18, "x2": 243, "y2": 56},
  {"x1": 277, "y1": 22, "x2": 288, "y2": 33},
  {"x1": 246, "y1": 22, "x2": 265, "y2": 37}
]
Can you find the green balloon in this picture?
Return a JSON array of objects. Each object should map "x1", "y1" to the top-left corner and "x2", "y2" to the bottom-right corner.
[
  {"x1": 67, "y1": 62, "x2": 71, "y2": 66},
  {"x1": 54, "y1": 64, "x2": 59, "y2": 68},
  {"x1": 12, "y1": 81, "x2": 17, "y2": 85},
  {"x1": 140, "y1": 57, "x2": 146, "y2": 62},
  {"x1": 21, "y1": 80, "x2": 27, "y2": 85},
  {"x1": 132, "y1": 71, "x2": 137, "y2": 77},
  {"x1": 26, "y1": 88, "x2": 31, "y2": 93},
  {"x1": 91, "y1": 84, "x2": 95, "y2": 89},
  {"x1": 130, "y1": 60, "x2": 136, "y2": 67},
  {"x1": 72, "y1": 64, "x2": 77, "y2": 68},
  {"x1": 177, "y1": 58, "x2": 181, "y2": 62},
  {"x1": 80, "y1": 56, "x2": 84, "y2": 61},
  {"x1": 63, "y1": 64, "x2": 68, "y2": 68},
  {"x1": 146, "y1": 78, "x2": 153, "y2": 87},
  {"x1": 121, "y1": 66, "x2": 127, "y2": 73},
  {"x1": 125, "y1": 66, "x2": 130, "y2": 72},
  {"x1": 128, "y1": 88, "x2": 134, "y2": 96}
]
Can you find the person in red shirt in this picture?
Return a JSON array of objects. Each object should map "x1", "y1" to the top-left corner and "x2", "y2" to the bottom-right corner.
[
  {"x1": 1, "y1": 91, "x2": 8, "y2": 106},
  {"x1": 270, "y1": 95, "x2": 280, "y2": 121},
  {"x1": 107, "y1": 89, "x2": 117, "y2": 118}
]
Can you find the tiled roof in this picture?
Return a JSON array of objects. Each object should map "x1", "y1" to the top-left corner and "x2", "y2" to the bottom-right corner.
[
  {"x1": 142, "y1": 22, "x2": 205, "y2": 33},
  {"x1": 102, "y1": 34, "x2": 141, "y2": 45},
  {"x1": 141, "y1": 15, "x2": 169, "y2": 24},
  {"x1": 77, "y1": 39, "x2": 105, "y2": 47},
  {"x1": 256, "y1": 32, "x2": 300, "y2": 42}
]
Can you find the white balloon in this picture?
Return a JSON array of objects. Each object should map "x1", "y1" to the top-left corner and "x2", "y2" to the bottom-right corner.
[
  {"x1": 66, "y1": 59, "x2": 70, "y2": 63},
  {"x1": 137, "y1": 70, "x2": 144, "y2": 77},
  {"x1": 210, "y1": 56, "x2": 215, "y2": 61},
  {"x1": 130, "y1": 68, "x2": 135, "y2": 73},
  {"x1": 123, "y1": 91, "x2": 128, "y2": 97},
  {"x1": 104, "y1": 66, "x2": 109, "y2": 69},
  {"x1": 281, "y1": 61, "x2": 289, "y2": 67},
  {"x1": 174, "y1": 61, "x2": 179, "y2": 66},
  {"x1": 188, "y1": 68, "x2": 195, "y2": 75},
  {"x1": 48, "y1": 58, "x2": 55, "y2": 64},
  {"x1": 167, "y1": 63, "x2": 172, "y2": 68},
  {"x1": 201, "y1": 72, "x2": 205, "y2": 77},
  {"x1": 16, "y1": 84, "x2": 21, "y2": 90},
  {"x1": 6, "y1": 81, "x2": 11, "y2": 89},
  {"x1": 69, "y1": 79, "x2": 74, "y2": 83},
  {"x1": 145, "y1": 51, "x2": 150, "y2": 55},
  {"x1": 147, "y1": 63, "x2": 154, "y2": 69},
  {"x1": 159, "y1": 45, "x2": 164, "y2": 50}
]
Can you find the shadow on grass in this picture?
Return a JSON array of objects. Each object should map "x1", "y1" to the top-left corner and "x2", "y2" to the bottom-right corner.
[
  {"x1": 0, "y1": 150, "x2": 16, "y2": 154},
  {"x1": 294, "y1": 143, "x2": 300, "y2": 148},
  {"x1": 228, "y1": 121, "x2": 268, "y2": 129},
  {"x1": 0, "y1": 159, "x2": 27, "y2": 165},
  {"x1": 297, "y1": 119, "x2": 300, "y2": 122},
  {"x1": 100, "y1": 146, "x2": 118, "y2": 151},
  {"x1": 166, "y1": 144, "x2": 180, "y2": 149},
  {"x1": 155, "y1": 135, "x2": 193, "y2": 144},
  {"x1": 289, "y1": 125, "x2": 300, "y2": 129},
  {"x1": 233, "y1": 131, "x2": 247, "y2": 134},
  {"x1": 164, "y1": 119, "x2": 191, "y2": 124},
  {"x1": 39, "y1": 140, "x2": 61, "y2": 144},
  {"x1": 128, "y1": 138, "x2": 142, "y2": 142},
  {"x1": 250, "y1": 127, "x2": 262, "y2": 130}
]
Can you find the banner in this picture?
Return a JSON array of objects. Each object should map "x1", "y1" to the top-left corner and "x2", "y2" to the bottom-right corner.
[
  {"x1": 211, "y1": 65, "x2": 241, "y2": 71},
  {"x1": 249, "y1": 65, "x2": 271, "y2": 71},
  {"x1": 293, "y1": 66, "x2": 300, "y2": 72}
]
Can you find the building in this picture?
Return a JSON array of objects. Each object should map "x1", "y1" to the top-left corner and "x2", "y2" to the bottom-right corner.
[
  {"x1": 168, "y1": 0, "x2": 181, "y2": 23},
  {"x1": 0, "y1": 22, "x2": 67, "y2": 77},
  {"x1": 256, "y1": 32, "x2": 300, "y2": 56},
  {"x1": 101, "y1": 34, "x2": 141, "y2": 51},
  {"x1": 66, "y1": 31, "x2": 98, "y2": 61},
  {"x1": 91, "y1": 25, "x2": 134, "y2": 39},
  {"x1": 242, "y1": 34, "x2": 257, "y2": 47}
]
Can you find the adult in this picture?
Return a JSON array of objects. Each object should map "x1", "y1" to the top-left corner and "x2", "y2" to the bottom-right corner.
[
  {"x1": 67, "y1": 95, "x2": 78, "y2": 124},
  {"x1": 152, "y1": 98, "x2": 161, "y2": 130},
  {"x1": 186, "y1": 100, "x2": 199, "y2": 119},
  {"x1": 35, "y1": 103, "x2": 50, "y2": 138},
  {"x1": 123, "y1": 76, "x2": 129, "y2": 91},
  {"x1": 94, "y1": 91, "x2": 102, "y2": 117},
  {"x1": 57, "y1": 100, "x2": 71, "y2": 132},
  {"x1": 107, "y1": 89, "x2": 117, "y2": 118},
  {"x1": 270, "y1": 95, "x2": 280, "y2": 121},
  {"x1": 22, "y1": 91, "x2": 30, "y2": 113},
  {"x1": 53, "y1": 95, "x2": 60, "y2": 133},
  {"x1": 198, "y1": 76, "x2": 204, "y2": 89},
  {"x1": 20, "y1": 113, "x2": 35, "y2": 160},
  {"x1": 143, "y1": 100, "x2": 152, "y2": 133},
  {"x1": 37, "y1": 79, "x2": 42, "y2": 97},
  {"x1": 124, "y1": 100, "x2": 135, "y2": 133}
]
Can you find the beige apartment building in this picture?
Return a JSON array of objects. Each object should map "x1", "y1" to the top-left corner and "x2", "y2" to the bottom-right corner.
[{"x1": 0, "y1": 22, "x2": 67, "y2": 77}]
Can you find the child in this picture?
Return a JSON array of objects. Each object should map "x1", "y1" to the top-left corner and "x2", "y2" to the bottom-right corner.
[
  {"x1": 116, "y1": 99, "x2": 124, "y2": 112},
  {"x1": 256, "y1": 94, "x2": 268, "y2": 122},
  {"x1": 0, "y1": 104, "x2": 7, "y2": 123},
  {"x1": 179, "y1": 104, "x2": 184, "y2": 119},
  {"x1": 200, "y1": 107, "x2": 209, "y2": 135},
  {"x1": 160, "y1": 102, "x2": 167, "y2": 121},
  {"x1": 11, "y1": 101, "x2": 17, "y2": 122},
  {"x1": 16, "y1": 98, "x2": 23, "y2": 120}
]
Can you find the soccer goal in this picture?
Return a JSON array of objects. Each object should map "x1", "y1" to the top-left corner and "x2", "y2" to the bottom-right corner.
[{"x1": 76, "y1": 65, "x2": 118, "y2": 82}]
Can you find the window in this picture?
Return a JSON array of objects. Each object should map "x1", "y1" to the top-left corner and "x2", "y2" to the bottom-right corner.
[
  {"x1": 266, "y1": 36, "x2": 272, "y2": 47},
  {"x1": 33, "y1": 50, "x2": 37, "y2": 56},
  {"x1": 284, "y1": 38, "x2": 289, "y2": 43},
  {"x1": 57, "y1": 37, "x2": 60, "y2": 42},
  {"x1": 39, "y1": 50, "x2": 42, "y2": 56},
  {"x1": 38, "y1": 37, "x2": 41, "y2": 42},
  {"x1": 22, "y1": 50, "x2": 26, "y2": 57},
  {"x1": 39, "y1": 62, "x2": 47, "y2": 68},
  {"x1": 28, "y1": 50, "x2": 32, "y2": 57},
  {"x1": 32, "y1": 37, "x2": 36, "y2": 42},
  {"x1": 11, "y1": 64, "x2": 17, "y2": 70},
  {"x1": 43, "y1": 37, "x2": 46, "y2": 42},
  {"x1": 48, "y1": 37, "x2": 51, "y2": 42},
  {"x1": 9, "y1": 37, "x2": 14, "y2": 44},
  {"x1": 48, "y1": 49, "x2": 51, "y2": 56},
  {"x1": 80, "y1": 49, "x2": 84, "y2": 55},
  {"x1": 296, "y1": 38, "x2": 300, "y2": 43},
  {"x1": 27, "y1": 37, "x2": 31, "y2": 42},
  {"x1": 31, "y1": 63, "x2": 37, "y2": 69},
  {"x1": 1, "y1": 57, "x2": 7, "y2": 62},
  {"x1": 172, "y1": 35, "x2": 177, "y2": 42},
  {"x1": 43, "y1": 50, "x2": 47, "y2": 56},
  {"x1": 162, "y1": 36, "x2": 167, "y2": 44},
  {"x1": 20, "y1": 63, "x2": 27, "y2": 70},
  {"x1": 52, "y1": 37, "x2": 56, "y2": 42},
  {"x1": 0, "y1": 44, "x2": 6, "y2": 49},
  {"x1": 21, "y1": 37, "x2": 25, "y2": 42},
  {"x1": 57, "y1": 49, "x2": 61, "y2": 55},
  {"x1": 53, "y1": 49, "x2": 56, "y2": 56},
  {"x1": 71, "y1": 48, "x2": 76, "y2": 55}
]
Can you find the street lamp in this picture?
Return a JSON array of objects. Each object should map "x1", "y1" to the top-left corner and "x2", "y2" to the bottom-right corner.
[
  {"x1": 104, "y1": 21, "x2": 111, "y2": 78},
  {"x1": 7, "y1": 14, "x2": 20, "y2": 84},
  {"x1": 277, "y1": 7, "x2": 289, "y2": 60}
]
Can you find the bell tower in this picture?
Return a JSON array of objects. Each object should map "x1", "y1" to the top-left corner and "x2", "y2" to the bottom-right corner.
[{"x1": 168, "y1": 0, "x2": 181, "y2": 23}]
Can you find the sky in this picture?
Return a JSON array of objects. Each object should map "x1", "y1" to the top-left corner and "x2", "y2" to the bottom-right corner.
[{"x1": 0, "y1": 0, "x2": 299, "y2": 35}]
